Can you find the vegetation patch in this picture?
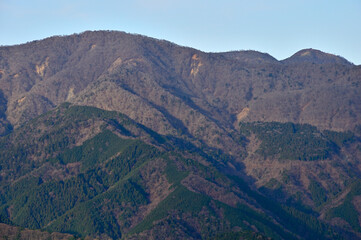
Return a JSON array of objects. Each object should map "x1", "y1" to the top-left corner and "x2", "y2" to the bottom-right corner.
[
  {"x1": 327, "y1": 180, "x2": 361, "y2": 232},
  {"x1": 239, "y1": 122, "x2": 353, "y2": 161},
  {"x1": 308, "y1": 180, "x2": 327, "y2": 207}
]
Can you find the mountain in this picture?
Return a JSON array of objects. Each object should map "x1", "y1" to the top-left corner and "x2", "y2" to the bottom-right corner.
[
  {"x1": 0, "y1": 31, "x2": 361, "y2": 239},
  {"x1": 282, "y1": 49, "x2": 353, "y2": 65}
]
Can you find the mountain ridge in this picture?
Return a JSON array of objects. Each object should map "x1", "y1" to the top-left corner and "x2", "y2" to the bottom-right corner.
[
  {"x1": 0, "y1": 30, "x2": 360, "y2": 136},
  {"x1": 1, "y1": 31, "x2": 356, "y2": 66}
]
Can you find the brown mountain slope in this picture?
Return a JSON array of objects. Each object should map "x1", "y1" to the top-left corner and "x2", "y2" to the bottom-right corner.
[{"x1": 0, "y1": 31, "x2": 360, "y2": 138}]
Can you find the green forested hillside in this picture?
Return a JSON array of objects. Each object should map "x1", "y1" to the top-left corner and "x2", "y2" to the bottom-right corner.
[
  {"x1": 0, "y1": 104, "x2": 358, "y2": 239},
  {"x1": 239, "y1": 121, "x2": 355, "y2": 161}
]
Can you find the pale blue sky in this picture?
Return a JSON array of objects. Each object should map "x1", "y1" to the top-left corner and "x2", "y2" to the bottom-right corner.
[{"x1": 1, "y1": 0, "x2": 360, "y2": 64}]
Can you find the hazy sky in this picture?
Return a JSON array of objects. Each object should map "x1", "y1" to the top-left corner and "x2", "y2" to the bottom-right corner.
[{"x1": 1, "y1": 0, "x2": 360, "y2": 64}]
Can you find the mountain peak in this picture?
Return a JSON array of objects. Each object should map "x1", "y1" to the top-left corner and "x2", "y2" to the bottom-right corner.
[
  {"x1": 221, "y1": 50, "x2": 279, "y2": 64},
  {"x1": 282, "y1": 48, "x2": 353, "y2": 65}
]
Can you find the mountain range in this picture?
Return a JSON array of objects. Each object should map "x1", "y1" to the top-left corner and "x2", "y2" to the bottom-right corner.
[{"x1": 0, "y1": 30, "x2": 360, "y2": 240}]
